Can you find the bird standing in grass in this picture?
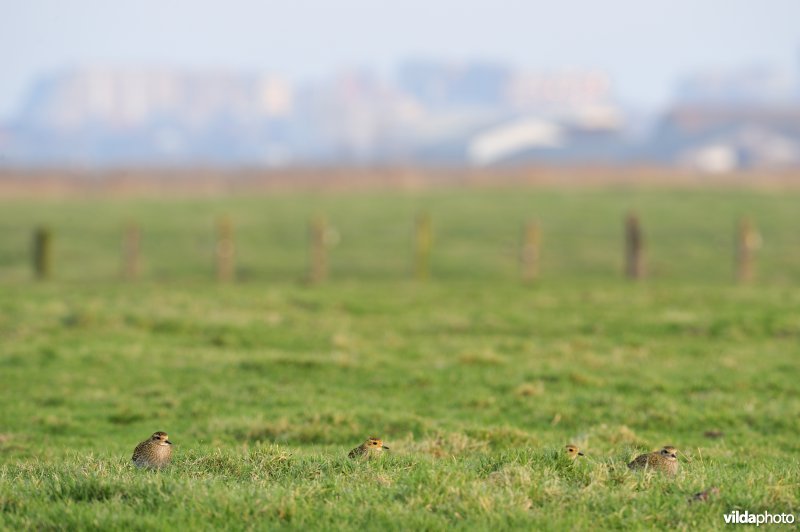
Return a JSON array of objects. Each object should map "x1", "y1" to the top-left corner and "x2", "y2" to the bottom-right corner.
[
  {"x1": 565, "y1": 444, "x2": 585, "y2": 460},
  {"x1": 132, "y1": 431, "x2": 173, "y2": 468},
  {"x1": 628, "y1": 445, "x2": 679, "y2": 475},
  {"x1": 689, "y1": 487, "x2": 720, "y2": 503},
  {"x1": 348, "y1": 436, "x2": 389, "y2": 459}
]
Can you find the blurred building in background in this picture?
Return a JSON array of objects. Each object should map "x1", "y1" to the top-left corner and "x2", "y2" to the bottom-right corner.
[
  {"x1": 645, "y1": 66, "x2": 800, "y2": 172},
  {"x1": 4, "y1": 68, "x2": 294, "y2": 165},
  {"x1": 2, "y1": 59, "x2": 800, "y2": 170}
]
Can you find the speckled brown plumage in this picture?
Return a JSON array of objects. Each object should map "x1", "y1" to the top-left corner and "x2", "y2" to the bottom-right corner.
[
  {"x1": 628, "y1": 446, "x2": 678, "y2": 475},
  {"x1": 131, "y1": 431, "x2": 173, "y2": 469},
  {"x1": 348, "y1": 436, "x2": 388, "y2": 459}
]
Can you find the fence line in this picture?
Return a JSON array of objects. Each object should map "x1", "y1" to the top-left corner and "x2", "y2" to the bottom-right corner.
[
  {"x1": 32, "y1": 226, "x2": 52, "y2": 281},
  {"x1": 520, "y1": 220, "x2": 540, "y2": 283},
  {"x1": 624, "y1": 212, "x2": 644, "y2": 280},
  {"x1": 414, "y1": 212, "x2": 432, "y2": 281},
  {"x1": 308, "y1": 216, "x2": 329, "y2": 284},
  {"x1": 23, "y1": 213, "x2": 768, "y2": 283},
  {"x1": 736, "y1": 217, "x2": 758, "y2": 284},
  {"x1": 122, "y1": 222, "x2": 141, "y2": 281},
  {"x1": 216, "y1": 215, "x2": 235, "y2": 283}
]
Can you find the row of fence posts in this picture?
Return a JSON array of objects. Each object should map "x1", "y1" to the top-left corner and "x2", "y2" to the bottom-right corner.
[{"x1": 29, "y1": 212, "x2": 760, "y2": 284}]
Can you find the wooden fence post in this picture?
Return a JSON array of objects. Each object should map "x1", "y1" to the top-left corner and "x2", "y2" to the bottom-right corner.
[
  {"x1": 414, "y1": 212, "x2": 432, "y2": 281},
  {"x1": 308, "y1": 216, "x2": 328, "y2": 284},
  {"x1": 624, "y1": 212, "x2": 644, "y2": 280},
  {"x1": 216, "y1": 216, "x2": 235, "y2": 283},
  {"x1": 520, "y1": 220, "x2": 540, "y2": 283},
  {"x1": 122, "y1": 222, "x2": 141, "y2": 281},
  {"x1": 32, "y1": 226, "x2": 53, "y2": 280},
  {"x1": 736, "y1": 217, "x2": 758, "y2": 283}
]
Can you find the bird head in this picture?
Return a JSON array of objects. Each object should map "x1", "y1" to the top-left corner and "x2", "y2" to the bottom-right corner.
[
  {"x1": 565, "y1": 444, "x2": 584, "y2": 458},
  {"x1": 366, "y1": 436, "x2": 388, "y2": 450},
  {"x1": 660, "y1": 446, "x2": 677, "y2": 460},
  {"x1": 151, "y1": 431, "x2": 173, "y2": 446}
]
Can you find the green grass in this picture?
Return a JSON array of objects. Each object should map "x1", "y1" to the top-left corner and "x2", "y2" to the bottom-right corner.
[{"x1": 1, "y1": 187, "x2": 800, "y2": 530}]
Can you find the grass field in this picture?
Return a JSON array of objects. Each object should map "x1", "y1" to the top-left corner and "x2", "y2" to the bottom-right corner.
[{"x1": 1, "y1": 187, "x2": 800, "y2": 530}]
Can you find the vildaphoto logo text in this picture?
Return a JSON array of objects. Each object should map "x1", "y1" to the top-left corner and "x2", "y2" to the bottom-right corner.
[{"x1": 724, "y1": 510, "x2": 795, "y2": 526}]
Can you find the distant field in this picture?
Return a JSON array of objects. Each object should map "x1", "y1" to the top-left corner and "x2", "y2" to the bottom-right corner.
[{"x1": 1, "y1": 187, "x2": 800, "y2": 529}]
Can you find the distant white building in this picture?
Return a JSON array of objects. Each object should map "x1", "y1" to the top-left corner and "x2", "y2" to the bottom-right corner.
[
  {"x1": 468, "y1": 118, "x2": 564, "y2": 165},
  {"x1": 652, "y1": 106, "x2": 800, "y2": 171}
]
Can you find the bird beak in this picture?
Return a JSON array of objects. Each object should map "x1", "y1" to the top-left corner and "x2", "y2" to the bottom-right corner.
[
  {"x1": 382, "y1": 445, "x2": 389, "y2": 450},
  {"x1": 578, "y1": 452, "x2": 584, "y2": 456},
  {"x1": 671, "y1": 453, "x2": 676, "y2": 458},
  {"x1": 166, "y1": 440, "x2": 173, "y2": 445}
]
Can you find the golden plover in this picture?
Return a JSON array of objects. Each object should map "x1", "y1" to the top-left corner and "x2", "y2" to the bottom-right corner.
[
  {"x1": 348, "y1": 436, "x2": 388, "y2": 459},
  {"x1": 689, "y1": 486, "x2": 720, "y2": 503},
  {"x1": 565, "y1": 444, "x2": 585, "y2": 460},
  {"x1": 131, "y1": 431, "x2": 173, "y2": 469},
  {"x1": 628, "y1": 445, "x2": 678, "y2": 475}
]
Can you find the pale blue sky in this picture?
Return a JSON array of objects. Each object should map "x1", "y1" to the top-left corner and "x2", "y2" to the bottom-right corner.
[{"x1": 1, "y1": 0, "x2": 799, "y2": 118}]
